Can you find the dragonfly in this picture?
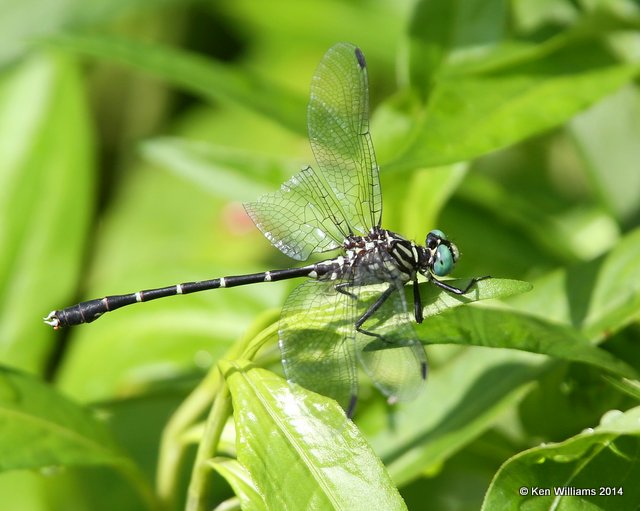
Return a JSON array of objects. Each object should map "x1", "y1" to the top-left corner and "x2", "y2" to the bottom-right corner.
[{"x1": 45, "y1": 43, "x2": 487, "y2": 417}]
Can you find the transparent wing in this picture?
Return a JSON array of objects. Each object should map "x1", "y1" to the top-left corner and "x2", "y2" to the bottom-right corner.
[
  {"x1": 279, "y1": 279, "x2": 358, "y2": 413},
  {"x1": 354, "y1": 285, "x2": 427, "y2": 403},
  {"x1": 351, "y1": 253, "x2": 427, "y2": 403},
  {"x1": 244, "y1": 166, "x2": 348, "y2": 261},
  {"x1": 308, "y1": 42, "x2": 382, "y2": 235}
]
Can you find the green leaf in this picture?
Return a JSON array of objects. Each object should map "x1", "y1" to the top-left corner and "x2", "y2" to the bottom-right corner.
[
  {"x1": 44, "y1": 33, "x2": 307, "y2": 134},
  {"x1": 602, "y1": 375, "x2": 640, "y2": 401},
  {"x1": 0, "y1": 52, "x2": 94, "y2": 372},
  {"x1": 580, "y1": 227, "x2": 640, "y2": 340},
  {"x1": 368, "y1": 347, "x2": 545, "y2": 486},
  {"x1": 455, "y1": 172, "x2": 620, "y2": 264},
  {"x1": 419, "y1": 307, "x2": 636, "y2": 378},
  {"x1": 0, "y1": 0, "x2": 172, "y2": 66},
  {"x1": 0, "y1": 368, "x2": 159, "y2": 508},
  {"x1": 482, "y1": 407, "x2": 640, "y2": 510},
  {"x1": 508, "y1": 227, "x2": 640, "y2": 340},
  {"x1": 419, "y1": 278, "x2": 532, "y2": 319},
  {"x1": 407, "y1": 0, "x2": 507, "y2": 86},
  {"x1": 443, "y1": 6, "x2": 640, "y2": 75},
  {"x1": 209, "y1": 457, "x2": 266, "y2": 511},
  {"x1": 0, "y1": 367, "x2": 125, "y2": 470},
  {"x1": 221, "y1": 359, "x2": 407, "y2": 511},
  {"x1": 140, "y1": 137, "x2": 296, "y2": 201},
  {"x1": 389, "y1": 43, "x2": 640, "y2": 170},
  {"x1": 570, "y1": 85, "x2": 640, "y2": 223},
  {"x1": 395, "y1": 163, "x2": 468, "y2": 240}
]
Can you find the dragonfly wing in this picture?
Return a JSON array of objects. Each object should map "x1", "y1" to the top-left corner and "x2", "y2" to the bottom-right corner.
[
  {"x1": 352, "y1": 254, "x2": 427, "y2": 403},
  {"x1": 279, "y1": 279, "x2": 358, "y2": 414},
  {"x1": 244, "y1": 166, "x2": 348, "y2": 261},
  {"x1": 308, "y1": 42, "x2": 382, "y2": 235}
]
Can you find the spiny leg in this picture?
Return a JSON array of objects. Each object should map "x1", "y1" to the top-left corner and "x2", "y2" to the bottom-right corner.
[
  {"x1": 431, "y1": 275, "x2": 491, "y2": 295},
  {"x1": 413, "y1": 276, "x2": 423, "y2": 324},
  {"x1": 337, "y1": 283, "x2": 396, "y2": 341}
]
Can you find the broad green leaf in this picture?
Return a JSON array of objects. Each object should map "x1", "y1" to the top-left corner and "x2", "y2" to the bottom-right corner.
[
  {"x1": 407, "y1": 0, "x2": 507, "y2": 86},
  {"x1": 418, "y1": 278, "x2": 531, "y2": 319},
  {"x1": 209, "y1": 457, "x2": 266, "y2": 511},
  {"x1": 225, "y1": 0, "x2": 404, "y2": 66},
  {"x1": 366, "y1": 272, "x2": 633, "y2": 486},
  {"x1": 508, "y1": 227, "x2": 640, "y2": 339},
  {"x1": 221, "y1": 359, "x2": 407, "y2": 511},
  {"x1": 368, "y1": 347, "x2": 546, "y2": 486},
  {"x1": 140, "y1": 137, "x2": 296, "y2": 201},
  {"x1": 44, "y1": 33, "x2": 307, "y2": 134},
  {"x1": 445, "y1": 6, "x2": 640, "y2": 75},
  {"x1": 0, "y1": 0, "x2": 181, "y2": 66},
  {"x1": 482, "y1": 406, "x2": 640, "y2": 510},
  {"x1": 0, "y1": 367, "x2": 126, "y2": 470},
  {"x1": 570, "y1": 85, "x2": 640, "y2": 223},
  {"x1": 581, "y1": 227, "x2": 640, "y2": 340},
  {"x1": 0, "y1": 52, "x2": 94, "y2": 372},
  {"x1": 0, "y1": 368, "x2": 158, "y2": 509},
  {"x1": 455, "y1": 172, "x2": 620, "y2": 264},
  {"x1": 603, "y1": 375, "x2": 640, "y2": 401},
  {"x1": 389, "y1": 43, "x2": 640, "y2": 170},
  {"x1": 396, "y1": 163, "x2": 468, "y2": 240},
  {"x1": 419, "y1": 307, "x2": 636, "y2": 378}
]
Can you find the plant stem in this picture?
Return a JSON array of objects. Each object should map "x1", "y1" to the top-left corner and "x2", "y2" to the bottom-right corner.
[
  {"x1": 185, "y1": 380, "x2": 231, "y2": 511},
  {"x1": 185, "y1": 321, "x2": 278, "y2": 511},
  {"x1": 156, "y1": 311, "x2": 279, "y2": 509},
  {"x1": 156, "y1": 365, "x2": 222, "y2": 507}
]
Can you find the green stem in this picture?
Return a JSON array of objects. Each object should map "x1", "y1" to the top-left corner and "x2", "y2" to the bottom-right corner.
[
  {"x1": 185, "y1": 321, "x2": 279, "y2": 511},
  {"x1": 186, "y1": 380, "x2": 231, "y2": 511},
  {"x1": 156, "y1": 310, "x2": 279, "y2": 509},
  {"x1": 156, "y1": 366, "x2": 222, "y2": 506}
]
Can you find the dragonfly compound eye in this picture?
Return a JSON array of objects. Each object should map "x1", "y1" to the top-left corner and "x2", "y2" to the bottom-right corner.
[
  {"x1": 433, "y1": 244, "x2": 454, "y2": 276},
  {"x1": 426, "y1": 229, "x2": 446, "y2": 249}
]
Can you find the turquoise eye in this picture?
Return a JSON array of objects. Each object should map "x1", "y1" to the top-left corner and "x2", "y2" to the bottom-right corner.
[
  {"x1": 433, "y1": 245, "x2": 454, "y2": 276},
  {"x1": 429, "y1": 229, "x2": 446, "y2": 240}
]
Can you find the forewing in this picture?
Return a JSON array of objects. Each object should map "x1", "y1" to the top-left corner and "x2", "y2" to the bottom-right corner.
[
  {"x1": 244, "y1": 166, "x2": 348, "y2": 261},
  {"x1": 308, "y1": 43, "x2": 382, "y2": 235},
  {"x1": 279, "y1": 280, "x2": 358, "y2": 413}
]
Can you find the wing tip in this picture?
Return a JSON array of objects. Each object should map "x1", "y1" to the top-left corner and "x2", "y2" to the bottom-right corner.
[
  {"x1": 354, "y1": 47, "x2": 366, "y2": 69},
  {"x1": 346, "y1": 393, "x2": 358, "y2": 418}
]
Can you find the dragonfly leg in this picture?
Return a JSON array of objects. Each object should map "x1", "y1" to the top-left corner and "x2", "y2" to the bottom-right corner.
[
  {"x1": 413, "y1": 277, "x2": 423, "y2": 324},
  {"x1": 337, "y1": 282, "x2": 396, "y2": 340},
  {"x1": 337, "y1": 282, "x2": 392, "y2": 340},
  {"x1": 352, "y1": 285, "x2": 396, "y2": 342},
  {"x1": 432, "y1": 275, "x2": 491, "y2": 295},
  {"x1": 335, "y1": 282, "x2": 357, "y2": 300}
]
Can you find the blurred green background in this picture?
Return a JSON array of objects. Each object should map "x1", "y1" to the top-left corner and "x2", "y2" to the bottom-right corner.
[{"x1": 1, "y1": 0, "x2": 640, "y2": 510}]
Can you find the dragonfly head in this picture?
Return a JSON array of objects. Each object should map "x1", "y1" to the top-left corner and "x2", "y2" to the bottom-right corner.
[{"x1": 424, "y1": 230, "x2": 459, "y2": 277}]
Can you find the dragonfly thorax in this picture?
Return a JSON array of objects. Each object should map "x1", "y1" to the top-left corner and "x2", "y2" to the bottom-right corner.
[
  {"x1": 330, "y1": 227, "x2": 461, "y2": 283},
  {"x1": 334, "y1": 227, "x2": 422, "y2": 282}
]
